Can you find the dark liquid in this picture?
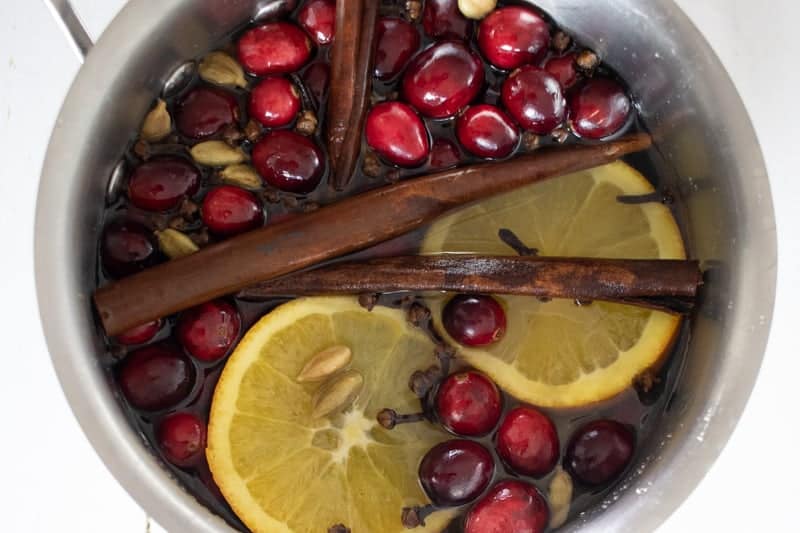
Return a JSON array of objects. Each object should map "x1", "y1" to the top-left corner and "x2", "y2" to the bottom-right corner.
[{"x1": 95, "y1": 1, "x2": 691, "y2": 531}]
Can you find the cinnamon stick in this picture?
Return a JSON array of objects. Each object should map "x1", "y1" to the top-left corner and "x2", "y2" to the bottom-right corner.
[
  {"x1": 327, "y1": 0, "x2": 379, "y2": 190},
  {"x1": 94, "y1": 133, "x2": 652, "y2": 336},
  {"x1": 238, "y1": 256, "x2": 702, "y2": 314}
]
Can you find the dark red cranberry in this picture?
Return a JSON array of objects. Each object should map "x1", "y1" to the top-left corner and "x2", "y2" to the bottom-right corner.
[
  {"x1": 128, "y1": 157, "x2": 200, "y2": 212},
  {"x1": 465, "y1": 480, "x2": 549, "y2": 533},
  {"x1": 252, "y1": 131, "x2": 324, "y2": 193},
  {"x1": 201, "y1": 186, "x2": 264, "y2": 236},
  {"x1": 297, "y1": 0, "x2": 336, "y2": 46},
  {"x1": 456, "y1": 104, "x2": 519, "y2": 159},
  {"x1": 501, "y1": 66, "x2": 566, "y2": 134},
  {"x1": 544, "y1": 53, "x2": 579, "y2": 90},
  {"x1": 419, "y1": 440, "x2": 494, "y2": 506},
  {"x1": 478, "y1": 6, "x2": 550, "y2": 70},
  {"x1": 402, "y1": 41, "x2": 484, "y2": 119},
  {"x1": 176, "y1": 87, "x2": 239, "y2": 140},
  {"x1": 365, "y1": 102, "x2": 430, "y2": 167},
  {"x1": 118, "y1": 345, "x2": 195, "y2": 411},
  {"x1": 442, "y1": 295, "x2": 507, "y2": 347},
  {"x1": 116, "y1": 319, "x2": 162, "y2": 346},
  {"x1": 249, "y1": 77, "x2": 301, "y2": 128},
  {"x1": 436, "y1": 370, "x2": 502, "y2": 436},
  {"x1": 101, "y1": 220, "x2": 159, "y2": 278},
  {"x1": 157, "y1": 412, "x2": 207, "y2": 467},
  {"x1": 374, "y1": 17, "x2": 421, "y2": 81},
  {"x1": 178, "y1": 300, "x2": 241, "y2": 362},
  {"x1": 568, "y1": 78, "x2": 633, "y2": 140},
  {"x1": 429, "y1": 138, "x2": 461, "y2": 170},
  {"x1": 423, "y1": 0, "x2": 472, "y2": 41},
  {"x1": 237, "y1": 22, "x2": 312, "y2": 76},
  {"x1": 566, "y1": 419, "x2": 635, "y2": 487},
  {"x1": 496, "y1": 407, "x2": 560, "y2": 478},
  {"x1": 302, "y1": 61, "x2": 330, "y2": 105}
]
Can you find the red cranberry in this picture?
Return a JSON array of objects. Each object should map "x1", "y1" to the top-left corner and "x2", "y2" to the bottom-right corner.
[
  {"x1": 176, "y1": 86, "x2": 239, "y2": 140},
  {"x1": 478, "y1": 6, "x2": 550, "y2": 70},
  {"x1": 423, "y1": 0, "x2": 472, "y2": 41},
  {"x1": 456, "y1": 104, "x2": 519, "y2": 159},
  {"x1": 402, "y1": 41, "x2": 484, "y2": 119},
  {"x1": 201, "y1": 186, "x2": 264, "y2": 236},
  {"x1": 544, "y1": 53, "x2": 579, "y2": 90},
  {"x1": 419, "y1": 440, "x2": 494, "y2": 506},
  {"x1": 237, "y1": 22, "x2": 312, "y2": 76},
  {"x1": 436, "y1": 370, "x2": 502, "y2": 437},
  {"x1": 568, "y1": 78, "x2": 633, "y2": 140},
  {"x1": 128, "y1": 157, "x2": 200, "y2": 212},
  {"x1": 566, "y1": 419, "x2": 635, "y2": 487},
  {"x1": 249, "y1": 77, "x2": 301, "y2": 128},
  {"x1": 501, "y1": 66, "x2": 566, "y2": 134},
  {"x1": 118, "y1": 345, "x2": 195, "y2": 411},
  {"x1": 465, "y1": 480, "x2": 549, "y2": 533},
  {"x1": 496, "y1": 407, "x2": 559, "y2": 478},
  {"x1": 101, "y1": 220, "x2": 159, "y2": 278},
  {"x1": 116, "y1": 319, "x2": 162, "y2": 346},
  {"x1": 178, "y1": 300, "x2": 241, "y2": 362},
  {"x1": 297, "y1": 0, "x2": 336, "y2": 46},
  {"x1": 442, "y1": 294, "x2": 507, "y2": 347},
  {"x1": 302, "y1": 61, "x2": 330, "y2": 105},
  {"x1": 157, "y1": 412, "x2": 207, "y2": 467},
  {"x1": 365, "y1": 101, "x2": 430, "y2": 167},
  {"x1": 374, "y1": 17, "x2": 420, "y2": 81},
  {"x1": 252, "y1": 131, "x2": 324, "y2": 193},
  {"x1": 429, "y1": 138, "x2": 461, "y2": 170}
]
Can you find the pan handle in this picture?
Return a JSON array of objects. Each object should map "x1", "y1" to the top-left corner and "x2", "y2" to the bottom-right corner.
[{"x1": 43, "y1": 0, "x2": 94, "y2": 62}]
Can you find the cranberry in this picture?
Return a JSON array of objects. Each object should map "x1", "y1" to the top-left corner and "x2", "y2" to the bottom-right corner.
[
  {"x1": 118, "y1": 345, "x2": 195, "y2": 411},
  {"x1": 423, "y1": 0, "x2": 472, "y2": 41},
  {"x1": 176, "y1": 86, "x2": 239, "y2": 140},
  {"x1": 116, "y1": 319, "x2": 162, "y2": 346},
  {"x1": 402, "y1": 41, "x2": 484, "y2": 119},
  {"x1": 478, "y1": 6, "x2": 550, "y2": 70},
  {"x1": 178, "y1": 300, "x2": 241, "y2": 362},
  {"x1": 127, "y1": 157, "x2": 200, "y2": 212},
  {"x1": 544, "y1": 53, "x2": 579, "y2": 90},
  {"x1": 302, "y1": 61, "x2": 330, "y2": 106},
  {"x1": 568, "y1": 78, "x2": 633, "y2": 140},
  {"x1": 201, "y1": 186, "x2": 264, "y2": 236},
  {"x1": 456, "y1": 104, "x2": 519, "y2": 159},
  {"x1": 249, "y1": 77, "x2": 301, "y2": 128},
  {"x1": 442, "y1": 294, "x2": 507, "y2": 347},
  {"x1": 374, "y1": 17, "x2": 421, "y2": 81},
  {"x1": 465, "y1": 480, "x2": 549, "y2": 533},
  {"x1": 501, "y1": 66, "x2": 566, "y2": 134},
  {"x1": 436, "y1": 370, "x2": 502, "y2": 436},
  {"x1": 429, "y1": 138, "x2": 461, "y2": 170},
  {"x1": 252, "y1": 131, "x2": 325, "y2": 193},
  {"x1": 419, "y1": 440, "x2": 494, "y2": 506},
  {"x1": 496, "y1": 407, "x2": 559, "y2": 478},
  {"x1": 237, "y1": 22, "x2": 312, "y2": 76},
  {"x1": 157, "y1": 412, "x2": 207, "y2": 467},
  {"x1": 101, "y1": 220, "x2": 159, "y2": 278},
  {"x1": 365, "y1": 102, "x2": 430, "y2": 167},
  {"x1": 566, "y1": 419, "x2": 635, "y2": 487},
  {"x1": 297, "y1": 0, "x2": 336, "y2": 46}
]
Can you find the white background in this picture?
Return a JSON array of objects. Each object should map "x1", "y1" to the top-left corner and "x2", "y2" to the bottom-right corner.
[{"x1": 1, "y1": 0, "x2": 797, "y2": 531}]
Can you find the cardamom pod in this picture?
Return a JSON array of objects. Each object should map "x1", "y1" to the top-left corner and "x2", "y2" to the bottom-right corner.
[
  {"x1": 458, "y1": 0, "x2": 497, "y2": 20},
  {"x1": 297, "y1": 345, "x2": 353, "y2": 383},
  {"x1": 140, "y1": 99, "x2": 172, "y2": 142},
  {"x1": 547, "y1": 467, "x2": 574, "y2": 529},
  {"x1": 220, "y1": 164, "x2": 263, "y2": 190},
  {"x1": 155, "y1": 228, "x2": 199, "y2": 259},
  {"x1": 199, "y1": 51, "x2": 248, "y2": 89},
  {"x1": 312, "y1": 370, "x2": 364, "y2": 419},
  {"x1": 190, "y1": 141, "x2": 247, "y2": 167}
]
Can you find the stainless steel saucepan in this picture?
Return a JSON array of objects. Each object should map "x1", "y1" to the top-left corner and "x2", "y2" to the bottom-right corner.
[{"x1": 35, "y1": 0, "x2": 777, "y2": 531}]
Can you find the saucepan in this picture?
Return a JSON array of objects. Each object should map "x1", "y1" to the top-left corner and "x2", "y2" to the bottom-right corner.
[{"x1": 34, "y1": 0, "x2": 777, "y2": 531}]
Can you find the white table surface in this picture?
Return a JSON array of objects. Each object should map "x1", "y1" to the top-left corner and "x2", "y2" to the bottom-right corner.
[{"x1": 1, "y1": 1, "x2": 797, "y2": 531}]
